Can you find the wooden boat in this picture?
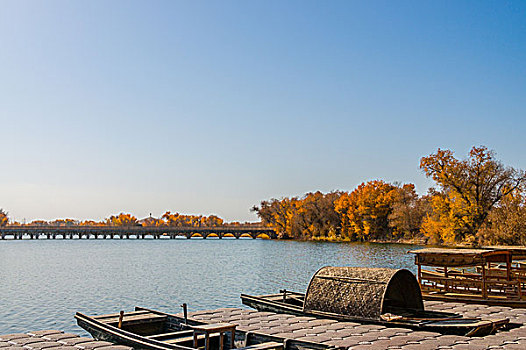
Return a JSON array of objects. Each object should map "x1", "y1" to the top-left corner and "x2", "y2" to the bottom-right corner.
[
  {"x1": 410, "y1": 248, "x2": 526, "y2": 307},
  {"x1": 75, "y1": 306, "x2": 335, "y2": 350},
  {"x1": 482, "y1": 246, "x2": 526, "y2": 278},
  {"x1": 241, "y1": 267, "x2": 509, "y2": 337}
]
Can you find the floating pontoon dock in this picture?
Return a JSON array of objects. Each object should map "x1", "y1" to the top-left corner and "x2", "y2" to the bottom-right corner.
[{"x1": 177, "y1": 302, "x2": 526, "y2": 350}]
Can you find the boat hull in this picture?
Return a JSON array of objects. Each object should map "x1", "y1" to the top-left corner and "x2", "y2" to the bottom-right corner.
[
  {"x1": 75, "y1": 312, "x2": 188, "y2": 350},
  {"x1": 76, "y1": 307, "x2": 337, "y2": 350}
]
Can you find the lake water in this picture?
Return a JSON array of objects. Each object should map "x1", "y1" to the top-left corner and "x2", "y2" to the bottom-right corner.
[{"x1": 0, "y1": 239, "x2": 420, "y2": 334}]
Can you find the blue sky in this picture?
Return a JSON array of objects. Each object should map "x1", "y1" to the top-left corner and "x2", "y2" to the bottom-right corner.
[{"x1": 0, "y1": 0, "x2": 525, "y2": 222}]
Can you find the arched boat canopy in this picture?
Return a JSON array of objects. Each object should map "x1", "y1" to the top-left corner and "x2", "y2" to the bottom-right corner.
[{"x1": 303, "y1": 266, "x2": 424, "y2": 320}]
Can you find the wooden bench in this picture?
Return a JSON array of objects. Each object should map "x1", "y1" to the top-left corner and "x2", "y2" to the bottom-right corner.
[
  {"x1": 191, "y1": 323, "x2": 236, "y2": 350},
  {"x1": 146, "y1": 330, "x2": 194, "y2": 340},
  {"x1": 93, "y1": 310, "x2": 151, "y2": 320},
  {"x1": 95, "y1": 312, "x2": 167, "y2": 326},
  {"x1": 164, "y1": 333, "x2": 219, "y2": 345}
]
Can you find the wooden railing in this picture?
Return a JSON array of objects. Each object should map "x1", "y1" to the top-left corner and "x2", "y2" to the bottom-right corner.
[{"x1": 420, "y1": 269, "x2": 526, "y2": 300}]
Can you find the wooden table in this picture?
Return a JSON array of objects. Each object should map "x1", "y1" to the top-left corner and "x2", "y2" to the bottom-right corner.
[{"x1": 191, "y1": 323, "x2": 236, "y2": 350}]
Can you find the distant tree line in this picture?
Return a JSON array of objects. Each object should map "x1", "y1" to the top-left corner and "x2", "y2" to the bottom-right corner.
[
  {"x1": 0, "y1": 211, "x2": 257, "y2": 228},
  {"x1": 251, "y1": 146, "x2": 526, "y2": 246},
  {"x1": 1, "y1": 146, "x2": 524, "y2": 247}
]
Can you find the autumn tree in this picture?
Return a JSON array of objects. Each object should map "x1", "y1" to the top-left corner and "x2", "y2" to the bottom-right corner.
[
  {"x1": 202, "y1": 215, "x2": 224, "y2": 227},
  {"x1": 255, "y1": 182, "x2": 426, "y2": 242},
  {"x1": 420, "y1": 146, "x2": 525, "y2": 244},
  {"x1": 251, "y1": 197, "x2": 300, "y2": 238},
  {"x1": 0, "y1": 209, "x2": 8, "y2": 226},
  {"x1": 335, "y1": 180, "x2": 398, "y2": 241},
  {"x1": 140, "y1": 217, "x2": 166, "y2": 227},
  {"x1": 29, "y1": 220, "x2": 49, "y2": 226},
  {"x1": 50, "y1": 219, "x2": 79, "y2": 226},
  {"x1": 388, "y1": 184, "x2": 430, "y2": 239},
  {"x1": 420, "y1": 190, "x2": 469, "y2": 244},
  {"x1": 161, "y1": 212, "x2": 224, "y2": 227},
  {"x1": 478, "y1": 185, "x2": 526, "y2": 245},
  {"x1": 162, "y1": 211, "x2": 181, "y2": 226},
  {"x1": 107, "y1": 213, "x2": 138, "y2": 226},
  {"x1": 80, "y1": 220, "x2": 105, "y2": 226},
  {"x1": 294, "y1": 191, "x2": 342, "y2": 239}
]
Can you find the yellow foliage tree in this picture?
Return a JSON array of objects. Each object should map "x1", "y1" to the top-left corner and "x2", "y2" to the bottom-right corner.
[
  {"x1": 420, "y1": 146, "x2": 525, "y2": 244},
  {"x1": 161, "y1": 211, "x2": 224, "y2": 227},
  {"x1": 251, "y1": 197, "x2": 300, "y2": 238},
  {"x1": 388, "y1": 184, "x2": 430, "y2": 239},
  {"x1": 0, "y1": 209, "x2": 8, "y2": 226},
  {"x1": 107, "y1": 213, "x2": 138, "y2": 226},
  {"x1": 478, "y1": 185, "x2": 526, "y2": 245},
  {"x1": 335, "y1": 180, "x2": 397, "y2": 241}
]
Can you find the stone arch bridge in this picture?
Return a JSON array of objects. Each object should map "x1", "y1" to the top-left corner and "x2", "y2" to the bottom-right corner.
[{"x1": 0, "y1": 226, "x2": 277, "y2": 240}]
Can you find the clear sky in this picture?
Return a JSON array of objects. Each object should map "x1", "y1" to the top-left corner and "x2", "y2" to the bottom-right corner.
[{"x1": 0, "y1": 0, "x2": 525, "y2": 222}]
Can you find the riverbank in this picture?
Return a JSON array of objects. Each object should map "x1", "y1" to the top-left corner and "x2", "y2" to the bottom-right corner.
[{"x1": 309, "y1": 236, "x2": 427, "y2": 245}]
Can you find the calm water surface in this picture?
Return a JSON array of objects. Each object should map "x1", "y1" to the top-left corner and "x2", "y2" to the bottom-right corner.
[{"x1": 0, "y1": 239, "x2": 420, "y2": 334}]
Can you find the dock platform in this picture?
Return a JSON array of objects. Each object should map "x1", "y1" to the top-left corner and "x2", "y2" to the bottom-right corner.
[
  {"x1": 0, "y1": 330, "x2": 131, "y2": 350},
  {"x1": 181, "y1": 301, "x2": 526, "y2": 349},
  {"x1": 4, "y1": 301, "x2": 526, "y2": 350}
]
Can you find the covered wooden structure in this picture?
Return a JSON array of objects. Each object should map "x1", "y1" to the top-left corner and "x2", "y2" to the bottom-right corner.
[
  {"x1": 241, "y1": 266, "x2": 510, "y2": 336},
  {"x1": 410, "y1": 248, "x2": 526, "y2": 306},
  {"x1": 303, "y1": 267, "x2": 424, "y2": 320},
  {"x1": 483, "y1": 246, "x2": 526, "y2": 267}
]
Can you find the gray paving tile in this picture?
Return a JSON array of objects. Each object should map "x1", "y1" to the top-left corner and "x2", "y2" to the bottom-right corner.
[
  {"x1": 57, "y1": 338, "x2": 94, "y2": 346},
  {"x1": 399, "y1": 344, "x2": 442, "y2": 350},
  {"x1": 0, "y1": 335, "x2": 30, "y2": 342},
  {"x1": 23, "y1": 341, "x2": 65, "y2": 349},
  {"x1": 42, "y1": 334, "x2": 78, "y2": 342},
  {"x1": 26, "y1": 331, "x2": 63, "y2": 337},
  {"x1": 73, "y1": 341, "x2": 114, "y2": 349},
  {"x1": 8, "y1": 337, "x2": 45, "y2": 346}
]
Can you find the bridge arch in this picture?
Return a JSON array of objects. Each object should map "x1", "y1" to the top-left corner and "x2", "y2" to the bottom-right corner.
[{"x1": 0, "y1": 226, "x2": 277, "y2": 240}]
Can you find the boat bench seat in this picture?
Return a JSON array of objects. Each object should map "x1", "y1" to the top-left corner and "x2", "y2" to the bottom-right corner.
[
  {"x1": 163, "y1": 333, "x2": 219, "y2": 345},
  {"x1": 238, "y1": 341, "x2": 284, "y2": 350},
  {"x1": 93, "y1": 310, "x2": 151, "y2": 321},
  {"x1": 100, "y1": 313, "x2": 167, "y2": 326},
  {"x1": 146, "y1": 330, "x2": 194, "y2": 340}
]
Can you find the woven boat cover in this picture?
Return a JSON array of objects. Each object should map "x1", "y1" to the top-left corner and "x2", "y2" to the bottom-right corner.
[{"x1": 303, "y1": 266, "x2": 423, "y2": 320}]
